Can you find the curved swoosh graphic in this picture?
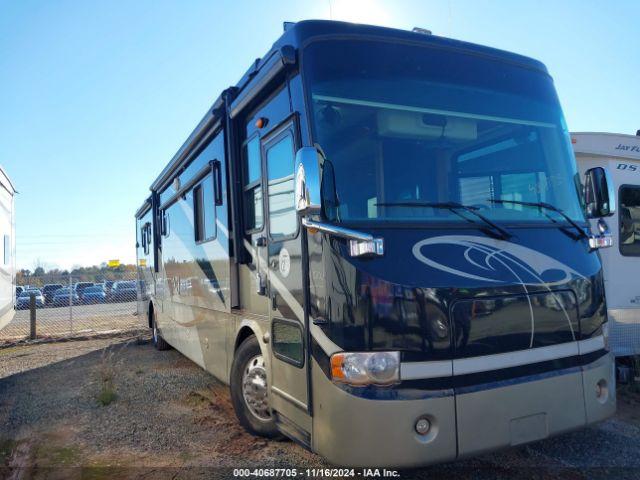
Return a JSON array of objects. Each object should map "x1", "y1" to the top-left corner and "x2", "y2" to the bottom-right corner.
[{"x1": 413, "y1": 235, "x2": 584, "y2": 344}]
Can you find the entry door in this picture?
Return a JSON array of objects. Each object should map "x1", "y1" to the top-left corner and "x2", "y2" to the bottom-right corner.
[{"x1": 262, "y1": 122, "x2": 311, "y2": 439}]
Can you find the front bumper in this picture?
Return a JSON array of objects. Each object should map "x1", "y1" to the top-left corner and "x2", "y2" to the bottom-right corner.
[{"x1": 310, "y1": 352, "x2": 615, "y2": 468}]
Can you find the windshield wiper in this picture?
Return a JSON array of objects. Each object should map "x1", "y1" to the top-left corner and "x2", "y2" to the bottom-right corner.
[
  {"x1": 488, "y1": 199, "x2": 588, "y2": 240},
  {"x1": 376, "y1": 201, "x2": 512, "y2": 240}
]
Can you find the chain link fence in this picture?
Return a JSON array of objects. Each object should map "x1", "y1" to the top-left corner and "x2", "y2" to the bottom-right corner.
[{"x1": 0, "y1": 272, "x2": 146, "y2": 344}]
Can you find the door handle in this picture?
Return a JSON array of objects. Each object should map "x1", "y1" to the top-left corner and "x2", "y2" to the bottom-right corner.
[{"x1": 271, "y1": 293, "x2": 277, "y2": 311}]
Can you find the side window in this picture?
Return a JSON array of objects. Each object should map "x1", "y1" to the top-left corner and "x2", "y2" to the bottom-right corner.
[
  {"x1": 266, "y1": 133, "x2": 296, "y2": 240},
  {"x1": 619, "y1": 185, "x2": 640, "y2": 256},
  {"x1": 3, "y1": 235, "x2": 8, "y2": 265},
  {"x1": 194, "y1": 174, "x2": 217, "y2": 243},
  {"x1": 243, "y1": 136, "x2": 263, "y2": 231},
  {"x1": 272, "y1": 319, "x2": 304, "y2": 367},
  {"x1": 142, "y1": 222, "x2": 152, "y2": 255},
  {"x1": 141, "y1": 226, "x2": 147, "y2": 255},
  {"x1": 161, "y1": 210, "x2": 170, "y2": 237}
]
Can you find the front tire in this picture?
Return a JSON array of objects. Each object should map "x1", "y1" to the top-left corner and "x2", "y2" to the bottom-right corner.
[
  {"x1": 151, "y1": 309, "x2": 170, "y2": 351},
  {"x1": 230, "y1": 335, "x2": 279, "y2": 437}
]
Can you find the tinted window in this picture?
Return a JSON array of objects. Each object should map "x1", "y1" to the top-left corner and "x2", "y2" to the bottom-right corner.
[
  {"x1": 194, "y1": 175, "x2": 216, "y2": 243},
  {"x1": 246, "y1": 136, "x2": 262, "y2": 184},
  {"x1": 619, "y1": 185, "x2": 640, "y2": 256},
  {"x1": 243, "y1": 136, "x2": 263, "y2": 231},
  {"x1": 266, "y1": 133, "x2": 296, "y2": 239},
  {"x1": 272, "y1": 319, "x2": 304, "y2": 367},
  {"x1": 304, "y1": 39, "x2": 584, "y2": 225}
]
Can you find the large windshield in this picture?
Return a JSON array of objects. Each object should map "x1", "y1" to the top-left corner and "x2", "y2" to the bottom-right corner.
[{"x1": 304, "y1": 39, "x2": 585, "y2": 224}]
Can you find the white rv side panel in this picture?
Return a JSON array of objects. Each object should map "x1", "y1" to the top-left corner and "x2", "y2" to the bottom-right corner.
[
  {"x1": 573, "y1": 133, "x2": 640, "y2": 356},
  {"x1": 0, "y1": 167, "x2": 15, "y2": 331}
]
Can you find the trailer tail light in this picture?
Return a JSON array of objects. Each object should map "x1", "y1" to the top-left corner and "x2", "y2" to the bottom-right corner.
[{"x1": 330, "y1": 351, "x2": 400, "y2": 387}]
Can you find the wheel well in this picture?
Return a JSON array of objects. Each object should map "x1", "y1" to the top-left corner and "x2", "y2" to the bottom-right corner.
[
  {"x1": 234, "y1": 326, "x2": 255, "y2": 352},
  {"x1": 147, "y1": 302, "x2": 154, "y2": 329}
]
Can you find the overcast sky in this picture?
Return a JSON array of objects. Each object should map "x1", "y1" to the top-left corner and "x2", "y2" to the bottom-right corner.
[{"x1": 1, "y1": 0, "x2": 639, "y2": 270}]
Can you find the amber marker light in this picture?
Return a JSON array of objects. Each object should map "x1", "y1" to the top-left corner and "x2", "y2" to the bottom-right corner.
[
  {"x1": 331, "y1": 353, "x2": 346, "y2": 381},
  {"x1": 255, "y1": 117, "x2": 268, "y2": 129}
]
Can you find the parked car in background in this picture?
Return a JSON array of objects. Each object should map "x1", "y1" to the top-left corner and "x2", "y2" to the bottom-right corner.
[
  {"x1": 104, "y1": 281, "x2": 114, "y2": 294},
  {"x1": 15, "y1": 286, "x2": 23, "y2": 298},
  {"x1": 42, "y1": 284, "x2": 64, "y2": 305},
  {"x1": 16, "y1": 289, "x2": 45, "y2": 310},
  {"x1": 73, "y1": 282, "x2": 94, "y2": 300},
  {"x1": 81, "y1": 285, "x2": 106, "y2": 304},
  {"x1": 52, "y1": 288, "x2": 80, "y2": 307},
  {"x1": 109, "y1": 281, "x2": 137, "y2": 302}
]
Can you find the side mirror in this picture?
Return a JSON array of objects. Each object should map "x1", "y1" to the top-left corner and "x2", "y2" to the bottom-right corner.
[
  {"x1": 584, "y1": 167, "x2": 616, "y2": 218},
  {"x1": 295, "y1": 147, "x2": 322, "y2": 216}
]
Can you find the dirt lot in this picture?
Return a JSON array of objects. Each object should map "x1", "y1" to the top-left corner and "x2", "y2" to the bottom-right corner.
[{"x1": 1, "y1": 335, "x2": 639, "y2": 480}]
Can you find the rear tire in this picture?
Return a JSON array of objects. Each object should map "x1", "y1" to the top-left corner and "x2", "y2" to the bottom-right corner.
[
  {"x1": 151, "y1": 309, "x2": 170, "y2": 351},
  {"x1": 230, "y1": 335, "x2": 279, "y2": 437}
]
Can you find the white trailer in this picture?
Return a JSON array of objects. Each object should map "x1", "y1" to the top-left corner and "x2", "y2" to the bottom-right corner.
[
  {"x1": 573, "y1": 132, "x2": 640, "y2": 356},
  {"x1": 0, "y1": 166, "x2": 15, "y2": 330}
]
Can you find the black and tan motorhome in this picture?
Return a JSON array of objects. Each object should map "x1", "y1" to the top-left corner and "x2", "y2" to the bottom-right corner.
[{"x1": 136, "y1": 20, "x2": 616, "y2": 467}]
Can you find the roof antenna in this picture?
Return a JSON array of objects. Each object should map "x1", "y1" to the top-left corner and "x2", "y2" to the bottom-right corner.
[{"x1": 412, "y1": 27, "x2": 433, "y2": 35}]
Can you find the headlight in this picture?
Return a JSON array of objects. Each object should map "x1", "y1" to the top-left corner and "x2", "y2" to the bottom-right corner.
[
  {"x1": 602, "y1": 321, "x2": 610, "y2": 352},
  {"x1": 330, "y1": 351, "x2": 400, "y2": 386}
]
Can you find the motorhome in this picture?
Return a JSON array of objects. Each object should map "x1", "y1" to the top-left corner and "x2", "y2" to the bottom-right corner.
[
  {"x1": 573, "y1": 132, "x2": 640, "y2": 358},
  {"x1": 136, "y1": 21, "x2": 616, "y2": 467},
  {"x1": 0, "y1": 166, "x2": 15, "y2": 330}
]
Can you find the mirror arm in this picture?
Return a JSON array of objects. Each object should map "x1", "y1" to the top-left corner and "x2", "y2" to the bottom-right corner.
[{"x1": 302, "y1": 217, "x2": 384, "y2": 257}]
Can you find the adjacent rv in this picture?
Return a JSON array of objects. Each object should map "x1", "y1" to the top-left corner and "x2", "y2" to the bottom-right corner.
[
  {"x1": 573, "y1": 132, "x2": 640, "y2": 357},
  {"x1": 0, "y1": 166, "x2": 15, "y2": 330},
  {"x1": 136, "y1": 21, "x2": 616, "y2": 467}
]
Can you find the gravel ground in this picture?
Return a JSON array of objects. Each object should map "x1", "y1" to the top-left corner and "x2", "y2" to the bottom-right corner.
[{"x1": 0, "y1": 336, "x2": 639, "y2": 480}]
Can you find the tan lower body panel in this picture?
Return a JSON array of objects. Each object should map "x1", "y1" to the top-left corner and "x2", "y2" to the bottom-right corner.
[
  {"x1": 456, "y1": 369, "x2": 587, "y2": 458},
  {"x1": 310, "y1": 354, "x2": 615, "y2": 468},
  {"x1": 311, "y1": 359, "x2": 457, "y2": 468}
]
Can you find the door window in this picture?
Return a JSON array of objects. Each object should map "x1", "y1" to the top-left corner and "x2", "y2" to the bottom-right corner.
[
  {"x1": 266, "y1": 133, "x2": 297, "y2": 240},
  {"x1": 619, "y1": 185, "x2": 640, "y2": 256}
]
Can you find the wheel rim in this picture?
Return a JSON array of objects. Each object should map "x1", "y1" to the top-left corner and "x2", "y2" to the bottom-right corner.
[{"x1": 242, "y1": 354, "x2": 271, "y2": 421}]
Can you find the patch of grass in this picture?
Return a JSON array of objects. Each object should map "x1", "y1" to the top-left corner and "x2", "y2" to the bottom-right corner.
[
  {"x1": 97, "y1": 386, "x2": 117, "y2": 406},
  {"x1": 0, "y1": 438, "x2": 17, "y2": 465},
  {"x1": 184, "y1": 390, "x2": 212, "y2": 408},
  {"x1": 36, "y1": 444, "x2": 81, "y2": 466},
  {"x1": 96, "y1": 347, "x2": 119, "y2": 406},
  {"x1": 0, "y1": 346, "x2": 23, "y2": 356}
]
